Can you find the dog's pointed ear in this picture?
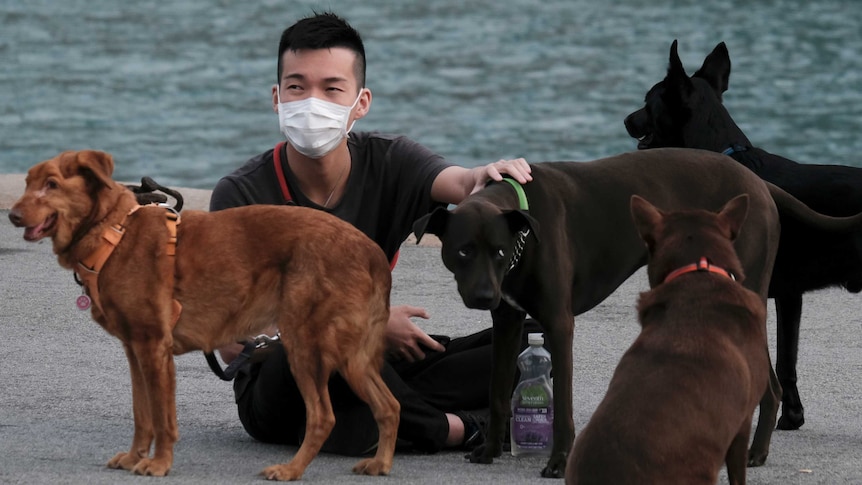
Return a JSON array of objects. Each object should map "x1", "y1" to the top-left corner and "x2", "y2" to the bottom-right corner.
[
  {"x1": 667, "y1": 39, "x2": 693, "y2": 96},
  {"x1": 630, "y1": 195, "x2": 663, "y2": 250},
  {"x1": 718, "y1": 193, "x2": 749, "y2": 241},
  {"x1": 412, "y1": 206, "x2": 450, "y2": 244},
  {"x1": 73, "y1": 150, "x2": 115, "y2": 190},
  {"x1": 693, "y1": 42, "x2": 731, "y2": 99},
  {"x1": 503, "y1": 210, "x2": 540, "y2": 244}
]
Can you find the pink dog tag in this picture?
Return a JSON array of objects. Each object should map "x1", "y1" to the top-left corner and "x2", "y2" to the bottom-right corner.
[{"x1": 76, "y1": 294, "x2": 92, "y2": 311}]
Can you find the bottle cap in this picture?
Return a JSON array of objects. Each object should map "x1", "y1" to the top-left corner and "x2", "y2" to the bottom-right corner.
[{"x1": 528, "y1": 333, "x2": 544, "y2": 346}]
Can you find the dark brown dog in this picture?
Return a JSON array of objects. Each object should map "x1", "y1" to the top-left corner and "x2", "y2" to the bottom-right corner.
[
  {"x1": 413, "y1": 148, "x2": 862, "y2": 476},
  {"x1": 8, "y1": 150, "x2": 399, "y2": 480},
  {"x1": 624, "y1": 40, "x2": 862, "y2": 432},
  {"x1": 565, "y1": 194, "x2": 768, "y2": 485}
]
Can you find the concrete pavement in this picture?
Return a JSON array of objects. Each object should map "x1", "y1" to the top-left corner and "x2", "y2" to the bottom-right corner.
[{"x1": 1, "y1": 176, "x2": 860, "y2": 484}]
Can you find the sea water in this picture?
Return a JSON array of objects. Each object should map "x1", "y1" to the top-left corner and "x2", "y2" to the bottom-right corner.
[{"x1": 2, "y1": 1, "x2": 860, "y2": 190}]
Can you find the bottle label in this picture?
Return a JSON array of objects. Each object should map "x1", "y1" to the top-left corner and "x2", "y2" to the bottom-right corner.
[{"x1": 512, "y1": 406, "x2": 553, "y2": 450}]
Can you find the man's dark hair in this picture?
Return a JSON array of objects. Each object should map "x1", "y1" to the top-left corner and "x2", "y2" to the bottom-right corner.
[{"x1": 277, "y1": 12, "x2": 366, "y2": 89}]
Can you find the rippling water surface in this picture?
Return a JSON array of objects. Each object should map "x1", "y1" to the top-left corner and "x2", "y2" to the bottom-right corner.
[{"x1": 1, "y1": 0, "x2": 860, "y2": 189}]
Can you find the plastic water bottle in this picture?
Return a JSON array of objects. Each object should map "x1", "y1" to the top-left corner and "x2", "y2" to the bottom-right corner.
[{"x1": 510, "y1": 332, "x2": 553, "y2": 456}]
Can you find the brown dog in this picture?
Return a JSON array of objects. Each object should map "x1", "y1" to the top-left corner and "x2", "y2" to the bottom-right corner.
[
  {"x1": 565, "y1": 194, "x2": 768, "y2": 485},
  {"x1": 8, "y1": 150, "x2": 399, "y2": 481}
]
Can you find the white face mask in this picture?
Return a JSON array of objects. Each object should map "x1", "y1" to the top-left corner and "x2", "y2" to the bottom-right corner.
[{"x1": 277, "y1": 89, "x2": 362, "y2": 159}]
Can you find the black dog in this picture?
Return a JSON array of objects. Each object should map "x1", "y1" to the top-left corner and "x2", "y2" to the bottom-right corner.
[
  {"x1": 413, "y1": 148, "x2": 862, "y2": 475},
  {"x1": 625, "y1": 40, "x2": 862, "y2": 432}
]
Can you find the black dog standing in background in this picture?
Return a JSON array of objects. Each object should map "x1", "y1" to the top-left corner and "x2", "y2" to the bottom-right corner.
[{"x1": 624, "y1": 40, "x2": 862, "y2": 432}]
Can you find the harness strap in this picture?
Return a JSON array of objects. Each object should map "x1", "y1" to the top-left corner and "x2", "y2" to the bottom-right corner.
[
  {"x1": 76, "y1": 205, "x2": 141, "y2": 314},
  {"x1": 165, "y1": 210, "x2": 178, "y2": 255},
  {"x1": 165, "y1": 210, "x2": 182, "y2": 326},
  {"x1": 76, "y1": 205, "x2": 182, "y2": 323},
  {"x1": 76, "y1": 223, "x2": 125, "y2": 298}
]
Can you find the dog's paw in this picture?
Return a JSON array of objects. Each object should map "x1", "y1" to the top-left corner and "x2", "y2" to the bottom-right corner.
[
  {"x1": 747, "y1": 449, "x2": 768, "y2": 468},
  {"x1": 352, "y1": 457, "x2": 391, "y2": 476},
  {"x1": 467, "y1": 445, "x2": 496, "y2": 464},
  {"x1": 106, "y1": 451, "x2": 142, "y2": 471},
  {"x1": 777, "y1": 410, "x2": 805, "y2": 430},
  {"x1": 540, "y1": 452, "x2": 568, "y2": 478},
  {"x1": 131, "y1": 457, "x2": 171, "y2": 476},
  {"x1": 261, "y1": 463, "x2": 304, "y2": 481}
]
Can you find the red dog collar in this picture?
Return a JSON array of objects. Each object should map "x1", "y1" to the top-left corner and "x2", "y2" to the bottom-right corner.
[{"x1": 663, "y1": 257, "x2": 736, "y2": 283}]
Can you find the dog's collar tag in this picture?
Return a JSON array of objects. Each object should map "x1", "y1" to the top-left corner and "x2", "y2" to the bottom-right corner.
[
  {"x1": 501, "y1": 178, "x2": 529, "y2": 211},
  {"x1": 76, "y1": 293, "x2": 92, "y2": 311}
]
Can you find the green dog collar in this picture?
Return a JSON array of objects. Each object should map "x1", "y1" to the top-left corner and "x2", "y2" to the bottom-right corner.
[{"x1": 502, "y1": 177, "x2": 529, "y2": 211}]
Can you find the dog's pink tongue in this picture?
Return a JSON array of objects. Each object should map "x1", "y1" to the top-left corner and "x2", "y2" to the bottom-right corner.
[{"x1": 23, "y1": 223, "x2": 46, "y2": 241}]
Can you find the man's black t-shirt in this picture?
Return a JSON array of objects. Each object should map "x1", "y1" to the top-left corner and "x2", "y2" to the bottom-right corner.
[{"x1": 210, "y1": 132, "x2": 453, "y2": 261}]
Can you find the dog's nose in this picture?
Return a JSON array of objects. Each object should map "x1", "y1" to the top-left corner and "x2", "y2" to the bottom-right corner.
[
  {"x1": 623, "y1": 109, "x2": 646, "y2": 138},
  {"x1": 464, "y1": 289, "x2": 499, "y2": 310},
  {"x1": 8, "y1": 208, "x2": 23, "y2": 227},
  {"x1": 623, "y1": 114, "x2": 637, "y2": 137}
]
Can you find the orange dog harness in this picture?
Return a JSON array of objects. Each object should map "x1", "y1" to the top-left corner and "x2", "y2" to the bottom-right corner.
[{"x1": 75, "y1": 205, "x2": 180, "y2": 319}]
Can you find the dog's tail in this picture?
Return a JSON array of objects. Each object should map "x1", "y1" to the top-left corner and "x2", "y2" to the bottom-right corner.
[{"x1": 768, "y1": 182, "x2": 862, "y2": 232}]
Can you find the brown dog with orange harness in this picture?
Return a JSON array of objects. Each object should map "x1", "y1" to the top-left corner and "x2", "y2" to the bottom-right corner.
[{"x1": 8, "y1": 150, "x2": 399, "y2": 481}]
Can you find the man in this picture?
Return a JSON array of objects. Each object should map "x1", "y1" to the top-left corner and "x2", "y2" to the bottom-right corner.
[{"x1": 210, "y1": 12, "x2": 535, "y2": 455}]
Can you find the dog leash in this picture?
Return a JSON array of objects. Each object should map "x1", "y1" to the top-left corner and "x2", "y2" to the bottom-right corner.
[{"x1": 204, "y1": 333, "x2": 282, "y2": 381}]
